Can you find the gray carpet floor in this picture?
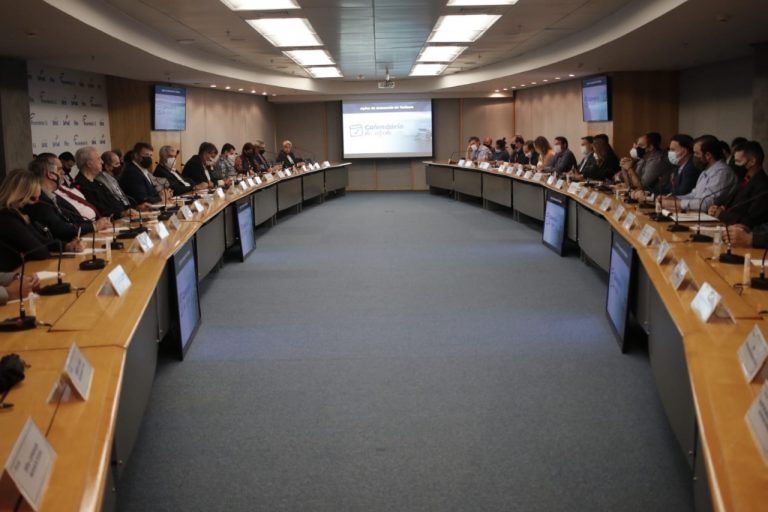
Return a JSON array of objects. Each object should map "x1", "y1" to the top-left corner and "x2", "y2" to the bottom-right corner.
[{"x1": 118, "y1": 191, "x2": 693, "y2": 512}]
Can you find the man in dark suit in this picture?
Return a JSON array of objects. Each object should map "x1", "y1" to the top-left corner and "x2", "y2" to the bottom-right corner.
[
  {"x1": 24, "y1": 158, "x2": 111, "y2": 242},
  {"x1": 570, "y1": 136, "x2": 599, "y2": 180},
  {"x1": 509, "y1": 135, "x2": 526, "y2": 164},
  {"x1": 74, "y1": 146, "x2": 138, "y2": 219},
  {"x1": 154, "y1": 145, "x2": 203, "y2": 196},
  {"x1": 275, "y1": 140, "x2": 302, "y2": 169},
  {"x1": 182, "y1": 142, "x2": 218, "y2": 187},
  {"x1": 547, "y1": 136, "x2": 577, "y2": 175},
  {"x1": 709, "y1": 141, "x2": 768, "y2": 228},
  {"x1": 119, "y1": 142, "x2": 168, "y2": 205},
  {"x1": 666, "y1": 134, "x2": 700, "y2": 196}
]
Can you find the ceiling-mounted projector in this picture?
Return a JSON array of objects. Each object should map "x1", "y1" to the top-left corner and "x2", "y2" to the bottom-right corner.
[{"x1": 377, "y1": 80, "x2": 395, "y2": 89}]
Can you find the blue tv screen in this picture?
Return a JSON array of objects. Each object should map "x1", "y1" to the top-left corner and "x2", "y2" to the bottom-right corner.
[
  {"x1": 154, "y1": 85, "x2": 186, "y2": 131},
  {"x1": 582, "y1": 76, "x2": 610, "y2": 122}
]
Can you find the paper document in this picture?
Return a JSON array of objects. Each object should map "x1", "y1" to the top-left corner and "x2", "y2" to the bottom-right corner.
[
  {"x1": 662, "y1": 209, "x2": 719, "y2": 223},
  {"x1": 37, "y1": 271, "x2": 64, "y2": 281},
  {"x1": 62, "y1": 248, "x2": 106, "y2": 256}
]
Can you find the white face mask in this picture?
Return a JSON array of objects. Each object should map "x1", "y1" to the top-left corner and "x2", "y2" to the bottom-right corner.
[
  {"x1": 228, "y1": 154, "x2": 236, "y2": 164},
  {"x1": 165, "y1": 158, "x2": 176, "y2": 169},
  {"x1": 554, "y1": 145, "x2": 562, "y2": 154},
  {"x1": 470, "y1": 144, "x2": 478, "y2": 151},
  {"x1": 668, "y1": 150, "x2": 679, "y2": 166},
  {"x1": 207, "y1": 158, "x2": 216, "y2": 166},
  {"x1": 524, "y1": 152, "x2": 532, "y2": 159},
  {"x1": 581, "y1": 146, "x2": 588, "y2": 156},
  {"x1": 630, "y1": 147, "x2": 639, "y2": 159}
]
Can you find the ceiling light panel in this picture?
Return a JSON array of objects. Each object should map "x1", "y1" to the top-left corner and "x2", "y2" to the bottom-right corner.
[
  {"x1": 427, "y1": 15, "x2": 502, "y2": 43},
  {"x1": 246, "y1": 18, "x2": 321, "y2": 47},
  {"x1": 410, "y1": 63, "x2": 448, "y2": 76},
  {"x1": 447, "y1": 0, "x2": 518, "y2": 5},
  {"x1": 307, "y1": 66, "x2": 343, "y2": 78},
  {"x1": 221, "y1": 0, "x2": 300, "y2": 10},
  {"x1": 283, "y1": 49, "x2": 334, "y2": 66},
  {"x1": 417, "y1": 46, "x2": 467, "y2": 62}
]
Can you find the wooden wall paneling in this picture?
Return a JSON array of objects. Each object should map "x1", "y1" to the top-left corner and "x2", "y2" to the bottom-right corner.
[
  {"x1": 461, "y1": 98, "x2": 515, "y2": 147},
  {"x1": 105, "y1": 76, "x2": 151, "y2": 154},
  {"x1": 0, "y1": 57, "x2": 32, "y2": 178},
  {"x1": 433, "y1": 99, "x2": 461, "y2": 161}
]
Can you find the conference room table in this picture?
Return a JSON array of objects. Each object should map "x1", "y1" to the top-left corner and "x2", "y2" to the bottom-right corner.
[
  {"x1": 424, "y1": 161, "x2": 768, "y2": 512},
  {"x1": 0, "y1": 163, "x2": 349, "y2": 512}
]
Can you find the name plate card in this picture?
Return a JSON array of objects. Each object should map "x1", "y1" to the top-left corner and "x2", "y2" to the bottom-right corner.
[
  {"x1": 637, "y1": 224, "x2": 656, "y2": 246},
  {"x1": 613, "y1": 204, "x2": 625, "y2": 222},
  {"x1": 277, "y1": 170, "x2": 286, "y2": 178},
  {"x1": 746, "y1": 381, "x2": 768, "y2": 464},
  {"x1": 180, "y1": 205, "x2": 194, "y2": 220},
  {"x1": 670, "y1": 259, "x2": 689, "y2": 289},
  {"x1": 739, "y1": 325, "x2": 768, "y2": 382},
  {"x1": 457, "y1": 159, "x2": 466, "y2": 167},
  {"x1": 246, "y1": 178, "x2": 256, "y2": 187},
  {"x1": 577, "y1": 187, "x2": 589, "y2": 199},
  {"x1": 479, "y1": 162, "x2": 490, "y2": 170},
  {"x1": 587, "y1": 191, "x2": 599, "y2": 205},
  {"x1": 285, "y1": 169, "x2": 293, "y2": 176},
  {"x1": 505, "y1": 167, "x2": 514, "y2": 175},
  {"x1": 599, "y1": 197, "x2": 612, "y2": 212},
  {"x1": 63, "y1": 342, "x2": 93, "y2": 400},
  {"x1": 322, "y1": 161, "x2": 331, "y2": 168},
  {"x1": 169, "y1": 214, "x2": 181, "y2": 230},
  {"x1": 516, "y1": 168, "x2": 525, "y2": 177},
  {"x1": 239, "y1": 180, "x2": 249, "y2": 191},
  {"x1": 523, "y1": 170, "x2": 534, "y2": 180},
  {"x1": 155, "y1": 222, "x2": 170, "y2": 240},
  {"x1": 532, "y1": 172, "x2": 545, "y2": 182},
  {"x1": 623, "y1": 212, "x2": 636, "y2": 231},
  {"x1": 215, "y1": 187, "x2": 225, "y2": 198},
  {"x1": 464, "y1": 161, "x2": 474, "y2": 168},
  {"x1": 265, "y1": 173, "x2": 275, "y2": 182},
  {"x1": 136, "y1": 232, "x2": 154, "y2": 253},
  {"x1": 656, "y1": 239, "x2": 671, "y2": 264},
  {"x1": 555, "y1": 179, "x2": 565, "y2": 190},
  {"x1": 254, "y1": 176, "x2": 262, "y2": 185},
  {"x1": 193, "y1": 200, "x2": 205, "y2": 213},
  {"x1": 691, "y1": 282, "x2": 722, "y2": 322},
  {"x1": 5, "y1": 417, "x2": 56, "y2": 511},
  {"x1": 567, "y1": 182, "x2": 581, "y2": 195},
  {"x1": 546, "y1": 175, "x2": 556, "y2": 186}
]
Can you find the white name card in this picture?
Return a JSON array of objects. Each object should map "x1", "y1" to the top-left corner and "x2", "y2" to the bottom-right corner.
[
  {"x1": 193, "y1": 200, "x2": 205, "y2": 213},
  {"x1": 670, "y1": 259, "x2": 688, "y2": 289},
  {"x1": 546, "y1": 175, "x2": 556, "y2": 186},
  {"x1": 599, "y1": 197, "x2": 612, "y2": 212},
  {"x1": 246, "y1": 178, "x2": 256, "y2": 187},
  {"x1": 254, "y1": 176, "x2": 262, "y2": 185},
  {"x1": 613, "y1": 204, "x2": 625, "y2": 221},
  {"x1": 63, "y1": 342, "x2": 93, "y2": 400},
  {"x1": 215, "y1": 187, "x2": 225, "y2": 198},
  {"x1": 516, "y1": 168, "x2": 525, "y2": 177},
  {"x1": 739, "y1": 325, "x2": 768, "y2": 382},
  {"x1": 239, "y1": 180, "x2": 248, "y2": 191},
  {"x1": 532, "y1": 172, "x2": 545, "y2": 182},
  {"x1": 567, "y1": 182, "x2": 581, "y2": 195},
  {"x1": 277, "y1": 170, "x2": 286, "y2": 178},
  {"x1": 136, "y1": 231, "x2": 154, "y2": 253},
  {"x1": 105, "y1": 264, "x2": 131, "y2": 296},
  {"x1": 169, "y1": 214, "x2": 181, "y2": 230},
  {"x1": 691, "y1": 282, "x2": 721, "y2": 323},
  {"x1": 457, "y1": 159, "x2": 466, "y2": 167},
  {"x1": 623, "y1": 212, "x2": 636, "y2": 231},
  {"x1": 285, "y1": 169, "x2": 293, "y2": 176},
  {"x1": 577, "y1": 187, "x2": 589, "y2": 199},
  {"x1": 587, "y1": 191, "x2": 599, "y2": 205},
  {"x1": 180, "y1": 205, "x2": 194, "y2": 220},
  {"x1": 313, "y1": 162, "x2": 322, "y2": 171},
  {"x1": 265, "y1": 173, "x2": 275, "y2": 182},
  {"x1": 637, "y1": 224, "x2": 656, "y2": 246},
  {"x1": 464, "y1": 160, "x2": 474, "y2": 168},
  {"x1": 155, "y1": 222, "x2": 170, "y2": 240},
  {"x1": 523, "y1": 170, "x2": 534, "y2": 180},
  {"x1": 746, "y1": 381, "x2": 768, "y2": 464},
  {"x1": 322, "y1": 161, "x2": 331, "y2": 168},
  {"x1": 479, "y1": 162, "x2": 490, "y2": 170},
  {"x1": 656, "y1": 239, "x2": 671, "y2": 264},
  {"x1": 505, "y1": 167, "x2": 514, "y2": 175},
  {"x1": 5, "y1": 417, "x2": 56, "y2": 511}
]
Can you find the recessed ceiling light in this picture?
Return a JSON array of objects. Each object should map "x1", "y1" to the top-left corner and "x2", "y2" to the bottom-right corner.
[
  {"x1": 307, "y1": 66, "x2": 343, "y2": 78},
  {"x1": 262, "y1": 91, "x2": 268, "y2": 95},
  {"x1": 494, "y1": 89, "x2": 499, "y2": 92},
  {"x1": 283, "y1": 49, "x2": 334, "y2": 66},
  {"x1": 417, "y1": 45, "x2": 467, "y2": 62},
  {"x1": 531, "y1": 81, "x2": 537, "y2": 84},
  {"x1": 272, "y1": 93, "x2": 277, "y2": 96},
  {"x1": 410, "y1": 63, "x2": 448, "y2": 76},
  {"x1": 238, "y1": 88, "x2": 244, "y2": 91},
  {"x1": 542, "y1": 79, "x2": 548, "y2": 82},
  {"x1": 502, "y1": 87, "x2": 508, "y2": 91},
  {"x1": 555, "y1": 77, "x2": 561, "y2": 80},
  {"x1": 220, "y1": 0, "x2": 299, "y2": 10},
  {"x1": 225, "y1": 86, "x2": 231, "y2": 90},
  {"x1": 210, "y1": 84, "x2": 217, "y2": 88},
  {"x1": 246, "y1": 18, "x2": 321, "y2": 47},
  {"x1": 568, "y1": 73, "x2": 575, "y2": 77},
  {"x1": 447, "y1": 0, "x2": 518, "y2": 5},
  {"x1": 251, "y1": 89, "x2": 256, "y2": 93},
  {"x1": 511, "y1": 86, "x2": 516, "y2": 89},
  {"x1": 427, "y1": 14, "x2": 501, "y2": 43},
  {"x1": 520, "y1": 84, "x2": 525, "y2": 86}
]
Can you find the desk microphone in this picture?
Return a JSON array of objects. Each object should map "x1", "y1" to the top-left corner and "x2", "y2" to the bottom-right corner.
[
  {"x1": 292, "y1": 146, "x2": 316, "y2": 165},
  {"x1": 79, "y1": 222, "x2": 106, "y2": 271},
  {"x1": 751, "y1": 247, "x2": 768, "y2": 290},
  {"x1": 716, "y1": 188, "x2": 768, "y2": 264},
  {"x1": 117, "y1": 195, "x2": 147, "y2": 240},
  {"x1": 691, "y1": 183, "x2": 737, "y2": 243},
  {"x1": 158, "y1": 183, "x2": 173, "y2": 221},
  {"x1": 0, "y1": 245, "x2": 37, "y2": 332},
  {"x1": 666, "y1": 194, "x2": 689, "y2": 232},
  {"x1": 38, "y1": 239, "x2": 71, "y2": 295},
  {"x1": 447, "y1": 151, "x2": 463, "y2": 164},
  {"x1": 110, "y1": 219, "x2": 124, "y2": 250}
]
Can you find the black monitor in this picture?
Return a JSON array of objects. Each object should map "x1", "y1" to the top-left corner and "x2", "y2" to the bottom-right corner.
[
  {"x1": 235, "y1": 200, "x2": 255, "y2": 261},
  {"x1": 170, "y1": 238, "x2": 201, "y2": 358},
  {"x1": 153, "y1": 85, "x2": 186, "y2": 131},
  {"x1": 582, "y1": 75, "x2": 611, "y2": 122},
  {"x1": 543, "y1": 191, "x2": 567, "y2": 255},
  {"x1": 606, "y1": 230, "x2": 635, "y2": 351}
]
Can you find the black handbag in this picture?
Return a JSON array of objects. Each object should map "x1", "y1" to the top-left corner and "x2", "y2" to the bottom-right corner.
[{"x1": 0, "y1": 353, "x2": 27, "y2": 394}]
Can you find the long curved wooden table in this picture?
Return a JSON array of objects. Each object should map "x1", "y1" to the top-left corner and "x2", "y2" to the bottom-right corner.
[
  {"x1": 425, "y1": 161, "x2": 768, "y2": 512},
  {"x1": 0, "y1": 164, "x2": 350, "y2": 512}
]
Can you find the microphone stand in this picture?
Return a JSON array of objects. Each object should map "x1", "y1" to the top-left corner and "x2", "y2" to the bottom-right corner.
[
  {"x1": 79, "y1": 222, "x2": 106, "y2": 270},
  {"x1": 38, "y1": 239, "x2": 71, "y2": 295},
  {"x1": 0, "y1": 251, "x2": 37, "y2": 331},
  {"x1": 690, "y1": 197, "x2": 714, "y2": 242},
  {"x1": 752, "y1": 247, "x2": 768, "y2": 290},
  {"x1": 111, "y1": 218, "x2": 124, "y2": 249},
  {"x1": 667, "y1": 196, "x2": 689, "y2": 232}
]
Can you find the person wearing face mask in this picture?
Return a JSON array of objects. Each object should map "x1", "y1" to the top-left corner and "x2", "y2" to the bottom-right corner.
[
  {"x1": 276, "y1": 140, "x2": 304, "y2": 169},
  {"x1": 119, "y1": 142, "x2": 168, "y2": 205},
  {"x1": 0, "y1": 169, "x2": 84, "y2": 272},
  {"x1": 492, "y1": 138, "x2": 510, "y2": 162},
  {"x1": 154, "y1": 146, "x2": 201, "y2": 196},
  {"x1": 509, "y1": 135, "x2": 527, "y2": 164},
  {"x1": 465, "y1": 136, "x2": 492, "y2": 163},
  {"x1": 253, "y1": 140, "x2": 271, "y2": 173},
  {"x1": 214, "y1": 143, "x2": 237, "y2": 181},
  {"x1": 523, "y1": 140, "x2": 539, "y2": 166},
  {"x1": 75, "y1": 147, "x2": 140, "y2": 219},
  {"x1": 622, "y1": 133, "x2": 673, "y2": 200},
  {"x1": 546, "y1": 136, "x2": 577, "y2": 175},
  {"x1": 664, "y1": 134, "x2": 699, "y2": 196},
  {"x1": 34, "y1": 152, "x2": 100, "y2": 220},
  {"x1": 98, "y1": 151, "x2": 135, "y2": 210},
  {"x1": 660, "y1": 135, "x2": 737, "y2": 212},
  {"x1": 706, "y1": 141, "x2": 768, "y2": 228},
  {"x1": 24, "y1": 158, "x2": 111, "y2": 243},
  {"x1": 568, "y1": 136, "x2": 597, "y2": 181},
  {"x1": 57, "y1": 152, "x2": 77, "y2": 186},
  {"x1": 183, "y1": 142, "x2": 219, "y2": 188},
  {"x1": 235, "y1": 142, "x2": 257, "y2": 174},
  {"x1": 533, "y1": 136, "x2": 554, "y2": 169}
]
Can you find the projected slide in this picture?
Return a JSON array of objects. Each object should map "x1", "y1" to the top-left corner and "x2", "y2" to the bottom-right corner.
[
  {"x1": 582, "y1": 76, "x2": 609, "y2": 122},
  {"x1": 154, "y1": 85, "x2": 186, "y2": 131},
  {"x1": 342, "y1": 100, "x2": 433, "y2": 158}
]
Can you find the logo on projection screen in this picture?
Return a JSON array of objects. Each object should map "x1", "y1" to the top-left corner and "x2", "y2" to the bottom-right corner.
[{"x1": 349, "y1": 124, "x2": 363, "y2": 137}]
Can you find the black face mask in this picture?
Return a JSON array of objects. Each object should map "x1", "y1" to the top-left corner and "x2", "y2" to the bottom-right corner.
[
  {"x1": 258, "y1": 149, "x2": 266, "y2": 155},
  {"x1": 140, "y1": 156, "x2": 153, "y2": 169},
  {"x1": 635, "y1": 147, "x2": 645, "y2": 159}
]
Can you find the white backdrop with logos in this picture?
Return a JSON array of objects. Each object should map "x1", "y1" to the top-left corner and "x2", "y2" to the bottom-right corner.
[{"x1": 27, "y1": 62, "x2": 111, "y2": 157}]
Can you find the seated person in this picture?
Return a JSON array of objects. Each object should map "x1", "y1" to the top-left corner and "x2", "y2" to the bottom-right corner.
[
  {"x1": 465, "y1": 136, "x2": 492, "y2": 163},
  {"x1": 38, "y1": 152, "x2": 99, "y2": 220},
  {"x1": 276, "y1": 140, "x2": 302, "y2": 168},
  {"x1": 0, "y1": 272, "x2": 39, "y2": 305},
  {"x1": 154, "y1": 146, "x2": 206, "y2": 196},
  {"x1": 660, "y1": 135, "x2": 737, "y2": 212},
  {"x1": 119, "y1": 142, "x2": 169, "y2": 205},
  {"x1": 0, "y1": 169, "x2": 82, "y2": 272},
  {"x1": 253, "y1": 140, "x2": 271, "y2": 173},
  {"x1": 182, "y1": 142, "x2": 218, "y2": 187},
  {"x1": 547, "y1": 136, "x2": 577, "y2": 175},
  {"x1": 214, "y1": 143, "x2": 237, "y2": 181},
  {"x1": 75, "y1": 147, "x2": 139, "y2": 219},
  {"x1": 235, "y1": 142, "x2": 257, "y2": 174},
  {"x1": 523, "y1": 140, "x2": 539, "y2": 166},
  {"x1": 58, "y1": 151, "x2": 77, "y2": 186},
  {"x1": 665, "y1": 134, "x2": 700, "y2": 196},
  {"x1": 509, "y1": 136, "x2": 526, "y2": 164},
  {"x1": 25, "y1": 158, "x2": 111, "y2": 242},
  {"x1": 568, "y1": 136, "x2": 597, "y2": 180},
  {"x1": 592, "y1": 138, "x2": 620, "y2": 181},
  {"x1": 728, "y1": 137, "x2": 749, "y2": 180},
  {"x1": 708, "y1": 141, "x2": 768, "y2": 228},
  {"x1": 533, "y1": 136, "x2": 555, "y2": 169},
  {"x1": 623, "y1": 132, "x2": 672, "y2": 199},
  {"x1": 492, "y1": 138, "x2": 510, "y2": 162},
  {"x1": 99, "y1": 151, "x2": 134, "y2": 210}
]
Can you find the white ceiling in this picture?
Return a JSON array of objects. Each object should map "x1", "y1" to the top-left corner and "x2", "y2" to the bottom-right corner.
[{"x1": 0, "y1": 0, "x2": 766, "y2": 98}]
